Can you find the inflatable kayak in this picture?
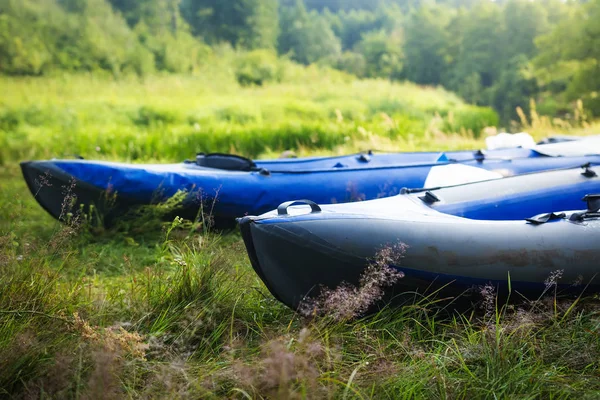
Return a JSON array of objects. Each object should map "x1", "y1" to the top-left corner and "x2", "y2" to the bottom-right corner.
[
  {"x1": 239, "y1": 164, "x2": 600, "y2": 310},
  {"x1": 21, "y1": 137, "x2": 600, "y2": 227}
]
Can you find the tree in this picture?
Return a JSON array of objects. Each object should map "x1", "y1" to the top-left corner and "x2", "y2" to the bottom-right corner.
[
  {"x1": 402, "y1": 5, "x2": 451, "y2": 85},
  {"x1": 287, "y1": 0, "x2": 384, "y2": 12},
  {"x1": 109, "y1": 0, "x2": 211, "y2": 73},
  {"x1": 449, "y1": 2, "x2": 505, "y2": 104},
  {"x1": 0, "y1": 0, "x2": 154, "y2": 75},
  {"x1": 331, "y1": 51, "x2": 367, "y2": 77},
  {"x1": 535, "y1": 0, "x2": 600, "y2": 116},
  {"x1": 69, "y1": 0, "x2": 155, "y2": 74},
  {"x1": 336, "y1": 9, "x2": 380, "y2": 50},
  {"x1": 492, "y1": 55, "x2": 538, "y2": 122},
  {"x1": 503, "y1": 0, "x2": 548, "y2": 60},
  {"x1": 0, "y1": 0, "x2": 57, "y2": 75},
  {"x1": 354, "y1": 29, "x2": 403, "y2": 79},
  {"x1": 180, "y1": 0, "x2": 279, "y2": 49},
  {"x1": 278, "y1": 0, "x2": 341, "y2": 64}
]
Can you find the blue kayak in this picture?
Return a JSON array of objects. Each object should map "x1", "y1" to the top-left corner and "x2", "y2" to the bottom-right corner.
[
  {"x1": 239, "y1": 164, "x2": 600, "y2": 309},
  {"x1": 20, "y1": 137, "x2": 600, "y2": 227}
]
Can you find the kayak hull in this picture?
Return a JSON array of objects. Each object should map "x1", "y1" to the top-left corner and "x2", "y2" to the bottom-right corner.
[
  {"x1": 239, "y1": 167, "x2": 600, "y2": 310},
  {"x1": 240, "y1": 205, "x2": 600, "y2": 310},
  {"x1": 20, "y1": 138, "x2": 600, "y2": 226}
]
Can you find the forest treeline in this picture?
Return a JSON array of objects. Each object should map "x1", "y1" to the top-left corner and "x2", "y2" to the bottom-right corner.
[{"x1": 1, "y1": 0, "x2": 599, "y2": 122}]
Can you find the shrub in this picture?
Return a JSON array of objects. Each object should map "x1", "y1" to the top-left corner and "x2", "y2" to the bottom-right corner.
[
  {"x1": 214, "y1": 105, "x2": 261, "y2": 124},
  {"x1": 135, "y1": 22, "x2": 211, "y2": 74},
  {"x1": 583, "y1": 95, "x2": 600, "y2": 118},
  {"x1": 0, "y1": 105, "x2": 78, "y2": 129},
  {"x1": 234, "y1": 50, "x2": 283, "y2": 86},
  {"x1": 444, "y1": 106, "x2": 499, "y2": 137},
  {"x1": 0, "y1": 108, "x2": 21, "y2": 131},
  {"x1": 132, "y1": 106, "x2": 179, "y2": 126},
  {"x1": 333, "y1": 51, "x2": 367, "y2": 77}
]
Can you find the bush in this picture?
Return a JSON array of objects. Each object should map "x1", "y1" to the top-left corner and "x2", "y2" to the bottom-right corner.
[
  {"x1": 333, "y1": 51, "x2": 367, "y2": 77},
  {"x1": 0, "y1": 105, "x2": 80, "y2": 129},
  {"x1": 135, "y1": 22, "x2": 211, "y2": 74},
  {"x1": 234, "y1": 50, "x2": 283, "y2": 86},
  {"x1": 0, "y1": 109, "x2": 21, "y2": 131},
  {"x1": 536, "y1": 96, "x2": 571, "y2": 118},
  {"x1": 214, "y1": 105, "x2": 261, "y2": 124},
  {"x1": 444, "y1": 106, "x2": 499, "y2": 137},
  {"x1": 354, "y1": 29, "x2": 403, "y2": 79},
  {"x1": 132, "y1": 106, "x2": 179, "y2": 126},
  {"x1": 583, "y1": 95, "x2": 600, "y2": 118}
]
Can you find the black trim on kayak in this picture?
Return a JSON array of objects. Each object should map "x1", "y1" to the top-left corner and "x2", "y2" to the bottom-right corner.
[
  {"x1": 21, "y1": 161, "x2": 98, "y2": 221},
  {"x1": 20, "y1": 161, "x2": 140, "y2": 225},
  {"x1": 238, "y1": 216, "x2": 286, "y2": 304}
]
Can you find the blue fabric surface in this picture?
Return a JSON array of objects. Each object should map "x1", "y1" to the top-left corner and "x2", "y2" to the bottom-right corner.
[{"x1": 40, "y1": 147, "x2": 600, "y2": 219}]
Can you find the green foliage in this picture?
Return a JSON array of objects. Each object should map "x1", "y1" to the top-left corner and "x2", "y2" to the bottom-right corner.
[
  {"x1": 330, "y1": 51, "x2": 367, "y2": 77},
  {"x1": 492, "y1": 56, "x2": 538, "y2": 122},
  {"x1": 134, "y1": 22, "x2": 210, "y2": 74},
  {"x1": 2, "y1": 159, "x2": 600, "y2": 397},
  {"x1": 0, "y1": 0, "x2": 212, "y2": 76},
  {"x1": 402, "y1": 5, "x2": 450, "y2": 85},
  {"x1": 0, "y1": 0, "x2": 151, "y2": 76},
  {"x1": 113, "y1": 0, "x2": 212, "y2": 74},
  {"x1": 132, "y1": 106, "x2": 179, "y2": 127},
  {"x1": 0, "y1": 0, "x2": 598, "y2": 123},
  {"x1": 278, "y1": 0, "x2": 341, "y2": 65},
  {"x1": 535, "y1": 0, "x2": 600, "y2": 117},
  {"x1": 0, "y1": 0, "x2": 54, "y2": 75},
  {"x1": 300, "y1": 0, "x2": 385, "y2": 12},
  {"x1": 0, "y1": 74, "x2": 499, "y2": 164},
  {"x1": 335, "y1": 9, "x2": 382, "y2": 50},
  {"x1": 234, "y1": 50, "x2": 284, "y2": 86},
  {"x1": 443, "y1": 106, "x2": 500, "y2": 138},
  {"x1": 451, "y1": 3, "x2": 504, "y2": 93},
  {"x1": 355, "y1": 29, "x2": 403, "y2": 79},
  {"x1": 503, "y1": 0, "x2": 549, "y2": 60},
  {"x1": 181, "y1": 0, "x2": 279, "y2": 49}
]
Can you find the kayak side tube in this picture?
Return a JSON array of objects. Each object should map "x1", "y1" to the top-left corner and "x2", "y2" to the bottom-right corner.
[{"x1": 239, "y1": 198, "x2": 600, "y2": 311}]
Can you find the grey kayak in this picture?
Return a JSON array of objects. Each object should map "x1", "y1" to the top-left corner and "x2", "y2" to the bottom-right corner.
[{"x1": 239, "y1": 167, "x2": 600, "y2": 310}]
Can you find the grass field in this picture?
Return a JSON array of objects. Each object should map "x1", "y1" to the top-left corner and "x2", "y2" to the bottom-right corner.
[{"x1": 1, "y1": 74, "x2": 600, "y2": 399}]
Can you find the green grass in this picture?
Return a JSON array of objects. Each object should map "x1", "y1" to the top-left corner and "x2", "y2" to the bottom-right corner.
[
  {"x1": 1, "y1": 74, "x2": 600, "y2": 398},
  {"x1": 0, "y1": 72, "x2": 500, "y2": 165}
]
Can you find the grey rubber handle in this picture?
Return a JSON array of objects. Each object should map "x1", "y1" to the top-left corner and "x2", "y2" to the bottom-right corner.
[{"x1": 277, "y1": 200, "x2": 322, "y2": 215}]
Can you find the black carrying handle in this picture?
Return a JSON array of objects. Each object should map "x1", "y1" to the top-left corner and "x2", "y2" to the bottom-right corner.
[
  {"x1": 569, "y1": 194, "x2": 600, "y2": 222},
  {"x1": 583, "y1": 194, "x2": 600, "y2": 211},
  {"x1": 277, "y1": 200, "x2": 322, "y2": 215}
]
